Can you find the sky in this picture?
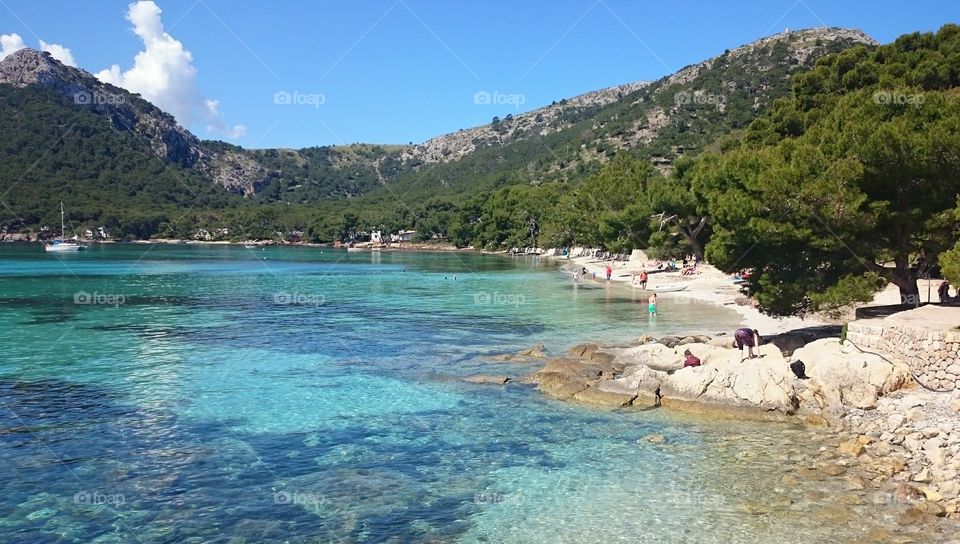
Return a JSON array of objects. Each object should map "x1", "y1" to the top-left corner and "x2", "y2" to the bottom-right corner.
[{"x1": 0, "y1": 0, "x2": 956, "y2": 149}]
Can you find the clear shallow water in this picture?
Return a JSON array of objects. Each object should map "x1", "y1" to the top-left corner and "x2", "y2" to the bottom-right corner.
[{"x1": 0, "y1": 244, "x2": 948, "y2": 543}]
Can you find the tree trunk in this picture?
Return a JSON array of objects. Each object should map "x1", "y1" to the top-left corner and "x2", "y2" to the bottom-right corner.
[
  {"x1": 675, "y1": 216, "x2": 707, "y2": 262},
  {"x1": 892, "y1": 272, "x2": 920, "y2": 306},
  {"x1": 687, "y1": 236, "x2": 705, "y2": 263},
  {"x1": 886, "y1": 261, "x2": 920, "y2": 306}
]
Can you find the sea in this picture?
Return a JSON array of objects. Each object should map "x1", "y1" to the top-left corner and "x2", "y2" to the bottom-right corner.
[{"x1": 0, "y1": 244, "x2": 952, "y2": 543}]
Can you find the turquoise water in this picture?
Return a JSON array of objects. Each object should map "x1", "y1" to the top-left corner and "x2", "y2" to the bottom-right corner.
[{"x1": 0, "y1": 244, "x2": 950, "y2": 543}]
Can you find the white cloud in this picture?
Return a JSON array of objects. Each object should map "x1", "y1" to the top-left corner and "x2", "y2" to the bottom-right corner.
[
  {"x1": 39, "y1": 40, "x2": 76, "y2": 66},
  {"x1": 0, "y1": 33, "x2": 26, "y2": 59},
  {"x1": 204, "y1": 99, "x2": 246, "y2": 138},
  {"x1": 96, "y1": 1, "x2": 245, "y2": 139},
  {"x1": 0, "y1": 33, "x2": 76, "y2": 66}
]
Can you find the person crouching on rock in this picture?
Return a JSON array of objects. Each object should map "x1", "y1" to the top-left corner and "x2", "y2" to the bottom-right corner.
[
  {"x1": 733, "y1": 328, "x2": 761, "y2": 360},
  {"x1": 683, "y1": 349, "x2": 701, "y2": 368}
]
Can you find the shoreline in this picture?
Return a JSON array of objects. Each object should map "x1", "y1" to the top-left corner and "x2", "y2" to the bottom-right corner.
[
  {"x1": 472, "y1": 249, "x2": 960, "y2": 524},
  {"x1": 1, "y1": 238, "x2": 480, "y2": 253},
  {"x1": 546, "y1": 252, "x2": 819, "y2": 334}
]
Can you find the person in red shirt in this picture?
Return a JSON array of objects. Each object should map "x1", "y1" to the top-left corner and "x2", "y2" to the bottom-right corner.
[
  {"x1": 605, "y1": 265, "x2": 612, "y2": 281},
  {"x1": 683, "y1": 349, "x2": 701, "y2": 367}
]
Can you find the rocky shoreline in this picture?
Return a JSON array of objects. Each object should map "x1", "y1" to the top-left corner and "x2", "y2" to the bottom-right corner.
[{"x1": 470, "y1": 332, "x2": 960, "y2": 527}]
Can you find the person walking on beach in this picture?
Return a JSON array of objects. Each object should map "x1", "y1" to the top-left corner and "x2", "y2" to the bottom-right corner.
[
  {"x1": 733, "y1": 328, "x2": 761, "y2": 360},
  {"x1": 648, "y1": 293, "x2": 657, "y2": 317},
  {"x1": 639, "y1": 270, "x2": 648, "y2": 290},
  {"x1": 605, "y1": 265, "x2": 612, "y2": 281}
]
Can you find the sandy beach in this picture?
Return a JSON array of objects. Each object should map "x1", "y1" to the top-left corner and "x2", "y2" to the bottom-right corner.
[{"x1": 551, "y1": 251, "x2": 944, "y2": 335}]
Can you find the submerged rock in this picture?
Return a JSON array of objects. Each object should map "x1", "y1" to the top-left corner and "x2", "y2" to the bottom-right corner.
[
  {"x1": 463, "y1": 375, "x2": 510, "y2": 385},
  {"x1": 488, "y1": 343, "x2": 549, "y2": 363}
]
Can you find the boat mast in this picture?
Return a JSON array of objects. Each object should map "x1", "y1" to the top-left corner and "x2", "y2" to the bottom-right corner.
[{"x1": 60, "y1": 201, "x2": 66, "y2": 240}]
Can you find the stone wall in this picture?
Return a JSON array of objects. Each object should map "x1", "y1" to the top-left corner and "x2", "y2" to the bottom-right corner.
[{"x1": 846, "y1": 307, "x2": 960, "y2": 391}]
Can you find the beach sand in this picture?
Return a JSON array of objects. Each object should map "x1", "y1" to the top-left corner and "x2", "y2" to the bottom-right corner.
[{"x1": 552, "y1": 251, "x2": 943, "y2": 335}]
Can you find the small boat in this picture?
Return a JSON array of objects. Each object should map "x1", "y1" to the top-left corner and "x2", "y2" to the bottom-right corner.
[
  {"x1": 45, "y1": 202, "x2": 87, "y2": 252},
  {"x1": 651, "y1": 284, "x2": 688, "y2": 293},
  {"x1": 244, "y1": 244, "x2": 256, "y2": 249}
]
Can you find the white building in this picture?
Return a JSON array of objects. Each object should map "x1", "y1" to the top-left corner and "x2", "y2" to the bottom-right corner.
[{"x1": 391, "y1": 230, "x2": 417, "y2": 242}]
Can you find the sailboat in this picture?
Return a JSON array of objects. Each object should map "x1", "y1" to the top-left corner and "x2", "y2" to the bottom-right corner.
[{"x1": 45, "y1": 202, "x2": 87, "y2": 252}]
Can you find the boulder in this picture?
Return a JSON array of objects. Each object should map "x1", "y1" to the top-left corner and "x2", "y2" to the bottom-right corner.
[
  {"x1": 568, "y1": 343, "x2": 600, "y2": 358},
  {"x1": 536, "y1": 372, "x2": 590, "y2": 399},
  {"x1": 792, "y1": 338, "x2": 911, "y2": 410},
  {"x1": 838, "y1": 440, "x2": 867, "y2": 457},
  {"x1": 613, "y1": 343, "x2": 679, "y2": 371},
  {"x1": 588, "y1": 351, "x2": 617, "y2": 364},
  {"x1": 531, "y1": 356, "x2": 625, "y2": 404},
  {"x1": 908, "y1": 500, "x2": 946, "y2": 517},
  {"x1": 518, "y1": 344, "x2": 547, "y2": 358},
  {"x1": 607, "y1": 364, "x2": 666, "y2": 398},
  {"x1": 894, "y1": 483, "x2": 925, "y2": 503},
  {"x1": 609, "y1": 343, "x2": 797, "y2": 417},
  {"x1": 573, "y1": 386, "x2": 636, "y2": 407}
]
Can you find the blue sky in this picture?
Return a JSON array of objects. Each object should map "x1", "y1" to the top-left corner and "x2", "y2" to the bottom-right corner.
[{"x1": 0, "y1": 0, "x2": 956, "y2": 148}]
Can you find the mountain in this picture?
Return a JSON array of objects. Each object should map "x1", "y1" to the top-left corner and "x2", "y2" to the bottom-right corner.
[
  {"x1": 0, "y1": 27, "x2": 876, "y2": 239},
  {"x1": 375, "y1": 27, "x2": 876, "y2": 201}
]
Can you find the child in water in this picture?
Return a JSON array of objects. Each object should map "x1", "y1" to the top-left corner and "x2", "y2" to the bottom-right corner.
[{"x1": 648, "y1": 293, "x2": 657, "y2": 317}]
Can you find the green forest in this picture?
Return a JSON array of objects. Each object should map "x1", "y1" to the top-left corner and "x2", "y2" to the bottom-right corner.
[{"x1": 1, "y1": 25, "x2": 959, "y2": 316}]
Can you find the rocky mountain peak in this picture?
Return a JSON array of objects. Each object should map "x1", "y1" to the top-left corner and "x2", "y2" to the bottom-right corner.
[
  {"x1": 0, "y1": 48, "x2": 74, "y2": 87},
  {"x1": 0, "y1": 47, "x2": 204, "y2": 169}
]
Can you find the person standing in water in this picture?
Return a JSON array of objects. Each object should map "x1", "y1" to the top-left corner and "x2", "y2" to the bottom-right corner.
[
  {"x1": 605, "y1": 265, "x2": 613, "y2": 281},
  {"x1": 733, "y1": 328, "x2": 761, "y2": 360},
  {"x1": 648, "y1": 293, "x2": 657, "y2": 317}
]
